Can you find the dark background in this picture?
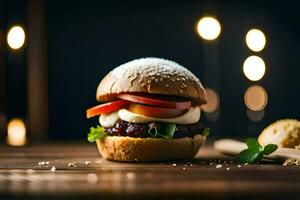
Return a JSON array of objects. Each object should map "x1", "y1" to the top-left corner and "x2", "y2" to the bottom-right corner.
[{"x1": 2, "y1": 0, "x2": 300, "y2": 139}]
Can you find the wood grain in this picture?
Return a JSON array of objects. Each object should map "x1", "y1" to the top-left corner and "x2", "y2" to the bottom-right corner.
[{"x1": 0, "y1": 141, "x2": 299, "y2": 200}]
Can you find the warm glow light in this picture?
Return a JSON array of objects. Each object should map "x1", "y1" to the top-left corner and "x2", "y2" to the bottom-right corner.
[
  {"x1": 197, "y1": 17, "x2": 221, "y2": 40},
  {"x1": 243, "y1": 56, "x2": 266, "y2": 81},
  {"x1": 201, "y1": 88, "x2": 219, "y2": 113},
  {"x1": 246, "y1": 29, "x2": 266, "y2": 52},
  {"x1": 7, "y1": 118, "x2": 27, "y2": 146},
  {"x1": 7, "y1": 26, "x2": 25, "y2": 50},
  {"x1": 244, "y1": 85, "x2": 268, "y2": 111}
]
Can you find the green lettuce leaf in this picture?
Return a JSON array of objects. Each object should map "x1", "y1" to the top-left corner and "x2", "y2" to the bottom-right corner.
[
  {"x1": 201, "y1": 127, "x2": 210, "y2": 136},
  {"x1": 87, "y1": 125, "x2": 107, "y2": 142}
]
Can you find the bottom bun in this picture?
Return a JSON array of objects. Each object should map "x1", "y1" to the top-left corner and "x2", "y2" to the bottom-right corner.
[{"x1": 96, "y1": 134, "x2": 206, "y2": 162}]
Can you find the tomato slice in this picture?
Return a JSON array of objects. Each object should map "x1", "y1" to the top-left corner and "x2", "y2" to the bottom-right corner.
[
  {"x1": 86, "y1": 100, "x2": 129, "y2": 118},
  {"x1": 117, "y1": 93, "x2": 191, "y2": 109},
  {"x1": 128, "y1": 103, "x2": 186, "y2": 118}
]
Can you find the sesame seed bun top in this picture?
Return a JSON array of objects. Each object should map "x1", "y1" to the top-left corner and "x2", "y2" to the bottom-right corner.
[{"x1": 96, "y1": 57, "x2": 207, "y2": 105}]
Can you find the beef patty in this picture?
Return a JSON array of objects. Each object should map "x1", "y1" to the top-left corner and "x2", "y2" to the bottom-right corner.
[{"x1": 105, "y1": 120, "x2": 203, "y2": 138}]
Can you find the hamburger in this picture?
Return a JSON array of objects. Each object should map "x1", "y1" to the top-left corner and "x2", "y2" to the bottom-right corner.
[{"x1": 86, "y1": 57, "x2": 209, "y2": 162}]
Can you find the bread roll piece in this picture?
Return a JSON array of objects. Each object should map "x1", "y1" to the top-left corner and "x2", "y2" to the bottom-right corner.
[
  {"x1": 96, "y1": 57, "x2": 207, "y2": 105},
  {"x1": 258, "y1": 119, "x2": 300, "y2": 148},
  {"x1": 96, "y1": 134, "x2": 205, "y2": 162}
]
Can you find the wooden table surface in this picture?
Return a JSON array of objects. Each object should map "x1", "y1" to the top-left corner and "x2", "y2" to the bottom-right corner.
[{"x1": 0, "y1": 140, "x2": 299, "y2": 200}]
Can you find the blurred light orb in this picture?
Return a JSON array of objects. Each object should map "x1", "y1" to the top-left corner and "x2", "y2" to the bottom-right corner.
[
  {"x1": 246, "y1": 29, "x2": 266, "y2": 52},
  {"x1": 244, "y1": 85, "x2": 268, "y2": 111},
  {"x1": 7, "y1": 118, "x2": 27, "y2": 146},
  {"x1": 201, "y1": 88, "x2": 219, "y2": 113},
  {"x1": 243, "y1": 56, "x2": 266, "y2": 81},
  {"x1": 7, "y1": 26, "x2": 25, "y2": 49},
  {"x1": 197, "y1": 17, "x2": 221, "y2": 40}
]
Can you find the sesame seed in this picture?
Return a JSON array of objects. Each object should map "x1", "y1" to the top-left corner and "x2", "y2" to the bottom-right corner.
[
  {"x1": 68, "y1": 162, "x2": 76, "y2": 167},
  {"x1": 172, "y1": 163, "x2": 177, "y2": 167},
  {"x1": 85, "y1": 161, "x2": 91, "y2": 165},
  {"x1": 237, "y1": 165, "x2": 241, "y2": 168},
  {"x1": 51, "y1": 166, "x2": 56, "y2": 172},
  {"x1": 226, "y1": 167, "x2": 230, "y2": 171}
]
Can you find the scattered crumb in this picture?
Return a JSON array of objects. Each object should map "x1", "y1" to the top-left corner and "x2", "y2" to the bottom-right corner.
[
  {"x1": 182, "y1": 167, "x2": 186, "y2": 170},
  {"x1": 226, "y1": 167, "x2": 230, "y2": 171},
  {"x1": 283, "y1": 159, "x2": 300, "y2": 166},
  {"x1": 134, "y1": 158, "x2": 138, "y2": 162},
  {"x1": 86, "y1": 173, "x2": 98, "y2": 184},
  {"x1": 244, "y1": 163, "x2": 249, "y2": 166},
  {"x1": 38, "y1": 161, "x2": 50, "y2": 166},
  {"x1": 190, "y1": 164, "x2": 194, "y2": 167},
  {"x1": 126, "y1": 172, "x2": 136, "y2": 180},
  {"x1": 38, "y1": 161, "x2": 44, "y2": 166},
  {"x1": 237, "y1": 165, "x2": 241, "y2": 168},
  {"x1": 68, "y1": 162, "x2": 76, "y2": 167},
  {"x1": 172, "y1": 163, "x2": 177, "y2": 167},
  {"x1": 51, "y1": 166, "x2": 56, "y2": 172},
  {"x1": 216, "y1": 164, "x2": 222, "y2": 169},
  {"x1": 85, "y1": 161, "x2": 91, "y2": 165}
]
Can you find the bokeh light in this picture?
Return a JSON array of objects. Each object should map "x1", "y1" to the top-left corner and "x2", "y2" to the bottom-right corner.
[
  {"x1": 243, "y1": 56, "x2": 266, "y2": 81},
  {"x1": 197, "y1": 17, "x2": 221, "y2": 40},
  {"x1": 7, "y1": 118, "x2": 27, "y2": 146},
  {"x1": 7, "y1": 26, "x2": 25, "y2": 50},
  {"x1": 246, "y1": 29, "x2": 266, "y2": 52},
  {"x1": 244, "y1": 85, "x2": 268, "y2": 111},
  {"x1": 201, "y1": 88, "x2": 219, "y2": 113}
]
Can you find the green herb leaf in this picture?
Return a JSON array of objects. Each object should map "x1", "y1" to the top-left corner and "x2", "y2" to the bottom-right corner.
[
  {"x1": 158, "y1": 124, "x2": 176, "y2": 139},
  {"x1": 202, "y1": 127, "x2": 210, "y2": 136},
  {"x1": 87, "y1": 125, "x2": 106, "y2": 142},
  {"x1": 236, "y1": 138, "x2": 278, "y2": 163},
  {"x1": 245, "y1": 138, "x2": 262, "y2": 151},
  {"x1": 237, "y1": 148, "x2": 261, "y2": 163},
  {"x1": 263, "y1": 144, "x2": 278, "y2": 155},
  {"x1": 147, "y1": 123, "x2": 176, "y2": 139}
]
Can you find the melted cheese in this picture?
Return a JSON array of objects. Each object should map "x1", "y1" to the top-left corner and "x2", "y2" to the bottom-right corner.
[
  {"x1": 99, "y1": 107, "x2": 201, "y2": 128},
  {"x1": 99, "y1": 111, "x2": 120, "y2": 128}
]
